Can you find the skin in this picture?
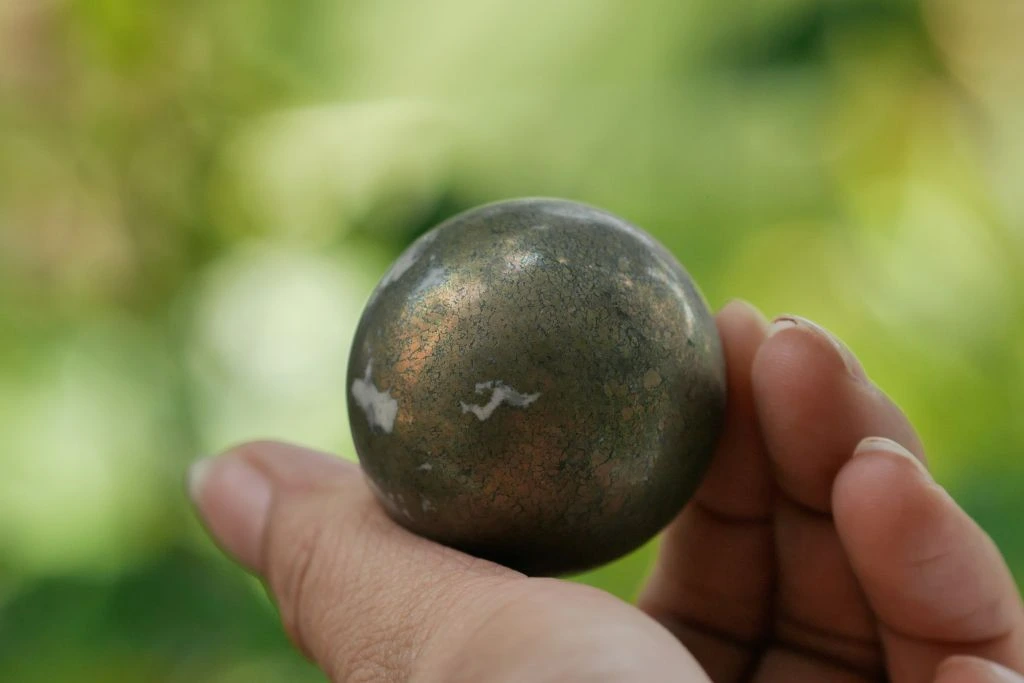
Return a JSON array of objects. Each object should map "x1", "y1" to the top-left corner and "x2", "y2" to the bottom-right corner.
[{"x1": 189, "y1": 301, "x2": 1024, "y2": 682}]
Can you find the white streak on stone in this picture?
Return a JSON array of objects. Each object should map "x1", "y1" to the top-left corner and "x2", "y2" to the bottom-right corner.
[
  {"x1": 605, "y1": 218, "x2": 657, "y2": 249},
  {"x1": 647, "y1": 267, "x2": 695, "y2": 335},
  {"x1": 647, "y1": 266, "x2": 685, "y2": 298},
  {"x1": 380, "y1": 249, "x2": 420, "y2": 288},
  {"x1": 412, "y1": 266, "x2": 447, "y2": 296},
  {"x1": 416, "y1": 462, "x2": 433, "y2": 472},
  {"x1": 421, "y1": 496, "x2": 435, "y2": 512},
  {"x1": 460, "y1": 380, "x2": 540, "y2": 421},
  {"x1": 350, "y1": 362, "x2": 398, "y2": 433},
  {"x1": 682, "y1": 299, "x2": 696, "y2": 335},
  {"x1": 379, "y1": 232, "x2": 436, "y2": 289}
]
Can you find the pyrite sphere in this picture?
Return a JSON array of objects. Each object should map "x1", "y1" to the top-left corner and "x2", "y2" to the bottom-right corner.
[{"x1": 347, "y1": 198, "x2": 726, "y2": 575}]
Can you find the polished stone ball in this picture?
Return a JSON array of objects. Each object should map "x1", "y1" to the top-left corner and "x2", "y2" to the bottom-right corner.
[{"x1": 347, "y1": 198, "x2": 726, "y2": 575}]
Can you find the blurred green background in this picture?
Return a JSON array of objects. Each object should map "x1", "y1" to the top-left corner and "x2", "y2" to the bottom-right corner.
[{"x1": 1, "y1": 0, "x2": 1022, "y2": 680}]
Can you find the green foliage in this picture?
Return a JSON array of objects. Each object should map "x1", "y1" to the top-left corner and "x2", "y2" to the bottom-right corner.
[{"x1": 1, "y1": 0, "x2": 1022, "y2": 679}]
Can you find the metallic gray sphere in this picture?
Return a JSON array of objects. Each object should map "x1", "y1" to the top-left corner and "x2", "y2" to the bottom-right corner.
[{"x1": 347, "y1": 198, "x2": 726, "y2": 575}]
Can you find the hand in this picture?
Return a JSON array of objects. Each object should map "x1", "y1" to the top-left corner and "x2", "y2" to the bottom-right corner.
[{"x1": 189, "y1": 301, "x2": 1024, "y2": 682}]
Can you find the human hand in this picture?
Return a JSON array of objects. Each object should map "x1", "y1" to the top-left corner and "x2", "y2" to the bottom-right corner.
[{"x1": 189, "y1": 301, "x2": 1024, "y2": 682}]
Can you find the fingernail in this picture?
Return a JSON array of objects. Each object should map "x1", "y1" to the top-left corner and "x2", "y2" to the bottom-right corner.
[
  {"x1": 939, "y1": 656, "x2": 1024, "y2": 682},
  {"x1": 768, "y1": 315, "x2": 866, "y2": 380},
  {"x1": 188, "y1": 455, "x2": 272, "y2": 571},
  {"x1": 854, "y1": 437, "x2": 930, "y2": 479},
  {"x1": 767, "y1": 316, "x2": 798, "y2": 336}
]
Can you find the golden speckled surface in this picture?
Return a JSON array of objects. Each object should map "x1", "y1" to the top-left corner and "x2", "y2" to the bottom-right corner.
[{"x1": 348, "y1": 199, "x2": 726, "y2": 575}]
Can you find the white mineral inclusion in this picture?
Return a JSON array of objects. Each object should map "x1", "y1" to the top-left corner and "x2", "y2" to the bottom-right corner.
[
  {"x1": 350, "y1": 362, "x2": 399, "y2": 433},
  {"x1": 460, "y1": 380, "x2": 541, "y2": 421}
]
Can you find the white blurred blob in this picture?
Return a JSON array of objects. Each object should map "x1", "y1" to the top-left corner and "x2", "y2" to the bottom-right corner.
[
  {"x1": 188, "y1": 243, "x2": 385, "y2": 457},
  {"x1": 851, "y1": 180, "x2": 1011, "y2": 343},
  {"x1": 832, "y1": 96, "x2": 1014, "y2": 347},
  {"x1": 219, "y1": 100, "x2": 453, "y2": 243},
  {"x1": 0, "y1": 324, "x2": 170, "y2": 576},
  {"x1": 339, "y1": 0, "x2": 652, "y2": 98}
]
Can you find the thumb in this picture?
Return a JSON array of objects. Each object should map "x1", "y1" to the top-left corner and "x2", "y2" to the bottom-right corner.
[
  {"x1": 187, "y1": 441, "x2": 516, "y2": 681},
  {"x1": 187, "y1": 441, "x2": 704, "y2": 683}
]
